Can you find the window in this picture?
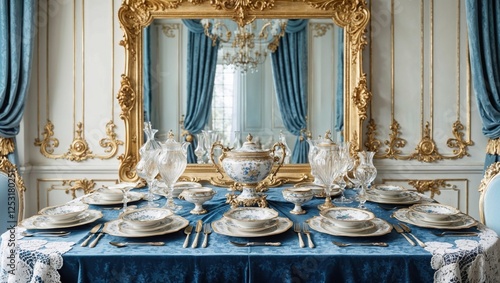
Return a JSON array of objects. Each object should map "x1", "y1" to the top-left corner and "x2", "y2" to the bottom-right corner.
[{"x1": 211, "y1": 64, "x2": 235, "y2": 145}]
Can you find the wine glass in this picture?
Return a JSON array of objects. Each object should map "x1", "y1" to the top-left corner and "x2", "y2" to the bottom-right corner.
[
  {"x1": 333, "y1": 142, "x2": 354, "y2": 204},
  {"x1": 108, "y1": 182, "x2": 138, "y2": 213},
  {"x1": 312, "y1": 143, "x2": 342, "y2": 210},
  {"x1": 136, "y1": 151, "x2": 160, "y2": 207},
  {"x1": 354, "y1": 151, "x2": 377, "y2": 210}
]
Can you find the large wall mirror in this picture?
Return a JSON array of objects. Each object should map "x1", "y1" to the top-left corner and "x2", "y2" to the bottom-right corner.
[{"x1": 117, "y1": 0, "x2": 371, "y2": 184}]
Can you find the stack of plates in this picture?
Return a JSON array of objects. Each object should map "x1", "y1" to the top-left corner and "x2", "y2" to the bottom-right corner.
[
  {"x1": 21, "y1": 204, "x2": 102, "y2": 229},
  {"x1": 393, "y1": 204, "x2": 477, "y2": 230},
  {"x1": 366, "y1": 184, "x2": 421, "y2": 204},
  {"x1": 104, "y1": 208, "x2": 188, "y2": 237},
  {"x1": 212, "y1": 207, "x2": 292, "y2": 237},
  {"x1": 308, "y1": 207, "x2": 392, "y2": 237}
]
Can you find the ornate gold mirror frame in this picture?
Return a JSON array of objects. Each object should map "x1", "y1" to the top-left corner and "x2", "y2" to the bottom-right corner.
[{"x1": 117, "y1": 0, "x2": 371, "y2": 185}]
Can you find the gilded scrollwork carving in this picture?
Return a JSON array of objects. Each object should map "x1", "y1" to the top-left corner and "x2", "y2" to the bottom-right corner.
[
  {"x1": 0, "y1": 137, "x2": 15, "y2": 156},
  {"x1": 366, "y1": 119, "x2": 472, "y2": 162},
  {"x1": 407, "y1": 179, "x2": 449, "y2": 199},
  {"x1": 117, "y1": 75, "x2": 136, "y2": 116},
  {"x1": 311, "y1": 23, "x2": 333, "y2": 37},
  {"x1": 161, "y1": 24, "x2": 180, "y2": 38},
  {"x1": 210, "y1": 0, "x2": 276, "y2": 26},
  {"x1": 0, "y1": 140, "x2": 26, "y2": 222},
  {"x1": 62, "y1": 179, "x2": 96, "y2": 199},
  {"x1": 352, "y1": 73, "x2": 370, "y2": 121},
  {"x1": 34, "y1": 120, "x2": 123, "y2": 162}
]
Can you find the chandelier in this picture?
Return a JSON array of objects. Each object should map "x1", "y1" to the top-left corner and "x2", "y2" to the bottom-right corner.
[{"x1": 201, "y1": 19, "x2": 287, "y2": 73}]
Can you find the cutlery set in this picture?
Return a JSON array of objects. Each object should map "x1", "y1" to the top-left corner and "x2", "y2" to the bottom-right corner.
[
  {"x1": 293, "y1": 222, "x2": 314, "y2": 248},
  {"x1": 81, "y1": 223, "x2": 103, "y2": 247},
  {"x1": 183, "y1": 220, "x2": 211, "y2": 248}
]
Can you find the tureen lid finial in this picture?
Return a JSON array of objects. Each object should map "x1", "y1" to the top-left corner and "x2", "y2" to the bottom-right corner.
[
  {"x1": 246, "y1": 133, "x2": 253, "y2": 142},
  {"x1": 168, "y1": 130, "x2": 174, "y2": 139}
]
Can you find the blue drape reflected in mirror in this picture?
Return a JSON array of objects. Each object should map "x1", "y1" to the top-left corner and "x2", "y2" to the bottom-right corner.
[
  {"x1": 335, "y1": 28, "x2": 344, "y2": 134},
  {"x1": 270, "y1": 20, "x2": 309, "y2": 163}
]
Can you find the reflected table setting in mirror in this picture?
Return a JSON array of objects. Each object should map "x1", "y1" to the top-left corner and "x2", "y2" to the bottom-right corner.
[{"x1": 2, "y1": 186, "x2": 499, "y2": 283}]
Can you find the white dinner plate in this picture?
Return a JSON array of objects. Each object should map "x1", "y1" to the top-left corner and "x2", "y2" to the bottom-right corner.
[
  {"x1": 212, "y1": 217, "x2": 292, "y2": 237},
  {"x1": 308, "y1": 216, "x2": 392, "y2": 237},
  {"x1": 320, "y1": 218, "x2": 376, "y2": 234},
  {"x1": 366, "y1": 191, "x2": 421, "y2": 205},
  {"x1": 104, "y1": 215, "x2": 189, "y2": 238},
  {"x1": 392, "y1": 208, "x2": 477, "y2": 230},
  {"x1": 21, "y1": 210, "x2": 103, "y2": 229},
  {"x1": 408, "y1": 211, "x2": 464, "y2": 225},
  {"x1": 82, "y1": 191, "x2": 144, "y2": 205},
  {"x1": 118, "y1": 219, "x2": 173, "y2": 235}
]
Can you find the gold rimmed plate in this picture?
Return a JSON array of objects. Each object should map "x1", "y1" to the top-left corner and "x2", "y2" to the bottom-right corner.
[
  {"x1": 212, "y1": 217, "x2": 292, "y2": 237},
  {"x1": 104, "y1": 215, "x2": 188, "y2": 238},
  {"x1": 392, "y1": 208, "x2": 477, "y2": 230},
  {"x1": 308, "y1": 216, "x2": 392, "y2": 237},
  {"x1": 82, "y1": 191, "x2": 143, "y2": 205},
  {"x1": 21, "y1": 210, "x2": 103, "y2": 230},
  {"x1": 366, "y1": 191, "x2": 421, "y2": 205}
]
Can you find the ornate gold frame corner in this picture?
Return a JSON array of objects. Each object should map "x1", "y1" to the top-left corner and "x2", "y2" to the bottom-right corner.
[{"x1": 117, "y1": 0, "x2": 370, "y2": 183}]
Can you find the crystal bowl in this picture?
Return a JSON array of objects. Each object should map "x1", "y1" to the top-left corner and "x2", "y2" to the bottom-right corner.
[
  {"x1": 39, "y1": 204, "x2": 89, "y2": 221},
  {"x1": 409, "y1": 203, "x2": 460, "y2": 221},
  {"x1": 223, "y1": 207, "x2": 279, "y2": 229},
  {"x1": 120, "y1": 208, "x2": 173, "y2": 228},
  {"x1": 320, "y1": 207, "x2": 375, "y2": 228}
]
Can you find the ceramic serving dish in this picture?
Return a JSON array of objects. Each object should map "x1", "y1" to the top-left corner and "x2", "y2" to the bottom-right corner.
[
  {"x1": 179, "y1": 187, "x2": 216, "y2": 214},
  {"x1": 96, "y1": 188, "x2": 124, "y2": 201},
  {"x1": 409, "y1": 203, "x2": 460, "y2": 221},
  {"x1": 120, "y1": 208, "x2": 173, "y2": 228},
  {"x1": 282, "y1": 187, "x2": 314, "y2": 214},
  {"x1": 223, "y1": 207, "x2": 279, "y2": 229},
  {"x1": 372, "y1": 184, "x2": 406, "y2": 197},
  {"x1": 319, "y1": 207, "x2": 375, "y2": 228},
  {"x1": 38, "y1": 204, "x2": 89, "y2": 221}
]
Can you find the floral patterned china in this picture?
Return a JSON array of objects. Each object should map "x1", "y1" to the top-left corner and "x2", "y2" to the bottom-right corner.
[
  {"x1": 320, "y1": 217, "x2": 376, "y2": 234},
  {"x1": 95, "y1": 187, "x2": 123, "y2": 202},
  {"x1": 319, "y1": 207, "x2": 375, "y2": 229},
  {"x1": 365, "y1": 190, "x2": 421, "y2": 205},
  {"x1": 212, "y1": 217, "x2": 292, "y2": 237},
  {"x1": 120, "y1": 208, "x2": 173, "y2": 228},
  {"x1": 104, "y1": 215, "x2": 189, "y2": 238},
  {"x1": 371, "y1": 184, "x2": 407, "y2": 197},
  {"x1": 393, "y1": 208, "x2": 477, "y2": 230},
  {"x1": 38, "y1": 204, "x2": 89, "y2": 221},
  {"x1": 223, "y1": 207, "x2": 279, "y2": 229},
  {"x1": 308, "y1": 216, "x2": 392, "y2": 237},
  {"x1": 21, "y1": 210, "x2": 103, "y2": 229},
  {"x1": 282, "y1": 187, "x2": 314, "y2": 215},
  {"x1": 409, "y1": 203, "x2": 460, "y2": 221},
  {"x1": 225, "y1": 218, "x2": 279, "y2": 233},
  {"x1": 118, "y1": 219, "x2": 172, "y2": 235}
]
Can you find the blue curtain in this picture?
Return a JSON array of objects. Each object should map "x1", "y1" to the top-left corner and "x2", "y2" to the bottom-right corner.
[
  {"x1": 335, "y1": 27, "x2": 344, "y2": 133},
  {"x1": 271, "y1": 20, "x2": 309, "y2": 163},
  {"x1": 182, "y1": 20, "x2": 219, "y2": 163},
  {"x1": 143, "y1": 26, "x2": 152, "y2": 123},
  {"x1": 466, "y1": 0, "x2": 500, "y2": 170},
  {"x1": 0, "y1": 0, "x2": 35, "y2": 230}
]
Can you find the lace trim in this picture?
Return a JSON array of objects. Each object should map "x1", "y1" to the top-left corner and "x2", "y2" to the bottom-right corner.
[
  {"x1": 1, "y1": 227, "x2": 75, "y2": 283},
  {"x1": 426, "y1": 224, "x2": 500, "y2": 283}
]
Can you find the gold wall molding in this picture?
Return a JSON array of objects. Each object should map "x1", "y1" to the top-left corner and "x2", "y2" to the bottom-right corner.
[
  {"x1": 352, "y1": 73, "x2": 370, "y2": 121},
  {"x1": 407, "y1": 179, "x2": 449, "y2": 199},
  {"x1": 34, "y1": 120, "x2": 123, "y2": 161},
  {"x1": 365, "y1": 119, "x2": 473, "y2": 162}
]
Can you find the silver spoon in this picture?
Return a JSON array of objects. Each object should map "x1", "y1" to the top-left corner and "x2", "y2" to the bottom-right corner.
[
  {"x1": 332, "y1": 241, "x2": 388, "y2": 247},
  {"x1": 434, "y1": 231, "x2": 478, "y2": 237},
  {"x1": 22, "y1": 231, "x2": 70, "y2": 237},
  {"x1": 109, "y1": 241, "x2": 165, "y2": 247}
]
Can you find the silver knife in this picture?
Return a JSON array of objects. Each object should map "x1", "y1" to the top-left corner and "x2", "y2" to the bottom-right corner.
[
  {"x1": 191, "y1": 220, "x2": 203, "y2": 248},
  {"x1": 81, "y1": 224, "x2": 102, "y2": 247},
  {"x1": 230, "y1": 241, "x2": 281, "y2": 247},
  {"x1": 89, "y1": 225, "x2": 105, "y2": 248}
]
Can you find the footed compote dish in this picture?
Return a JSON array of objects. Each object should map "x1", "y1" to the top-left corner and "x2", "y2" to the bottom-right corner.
[
  {"x1": 211, "y1": 133, "x2": 286, "y2": 208},
  {"x1": 179, "y1": 187, "x2": 216, "y2": 214},
  {"x1": 282, "y1": 187, "x2": 313, "y2": 215}
]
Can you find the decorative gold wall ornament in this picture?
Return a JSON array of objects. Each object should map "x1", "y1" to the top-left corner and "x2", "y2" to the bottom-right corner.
[
  {"x1": 161, "y1": 23, "x2": 180, "y2": 37},
  {"x1": 366, "y1": 120, "x2": 472, "y2": 162},
  {"x1": 118, "y1": 0, "x2": 370, "y2": 182},
  {"x1": 407, "y1": 179, "x2": 448, "y2": 199},
  {"x1": 478, "y1": 162, "x2": 500, "y2": 224},
  {"x1": 0, "y1": 138, "x2": 26, "y2": 222},
  {"x1": 352, "y1": 73, "x2": 370, "y2": 121},
  {"x1": 34, "y1": 120, "x2": 123, "y2": 161},
  {"x1": 61, "y1": 179, "x2": 96, "y2": 199},
  {"x1": 311, "y1": 23, "x2": 333, "y2": 37}
]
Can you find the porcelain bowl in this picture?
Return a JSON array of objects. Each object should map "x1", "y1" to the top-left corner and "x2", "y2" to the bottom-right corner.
[
  {"x1": 223, "y1": 207, "x2": 279, "y2": 229},
  {"x1": 179, "y1": 187, "x2": 216, "y2": 214},
  {"x1": 96, "y1": 187, "x2": 124, "y2": 201},
  {"x1": 320, "y1": 207, "x2": 375, "y2": 228},
  {"x1": 120, "y1": 208, "x2": 173, "y2": 228},
  {"x1": 156, "y1": 181, "x2": 202, "y2": 198},
  {"x1": 409, "y1": 203, "x2": 460, "y2": 221},
  {"x1": 372, "y1": 184, "x2": 406, "y2": 197},
  {"x1": 39, "y1": 204, "x2": 89, "y2": 221}
]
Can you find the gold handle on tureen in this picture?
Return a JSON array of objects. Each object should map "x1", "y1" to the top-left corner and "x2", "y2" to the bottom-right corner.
[
  {"x1": 266, "y1": 142, "x2": 287, "y2": 181},
  {"x1": 209, "y1": 141, "x2": 229, "y2": 179}
]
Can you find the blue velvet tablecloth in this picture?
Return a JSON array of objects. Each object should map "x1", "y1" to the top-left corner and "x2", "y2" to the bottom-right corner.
[{"x1": 22, "y1": 187, "x2": 490, "y2": 283}]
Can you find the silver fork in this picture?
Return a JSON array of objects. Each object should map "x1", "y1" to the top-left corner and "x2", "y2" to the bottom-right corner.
[
  {"x1": 294, "y1": 223, "x2": 305, "y2": 248},
  {"x1": 302, "y1": 223, "x2": 314, "y2": 248},
  {"x1": 202, "y1": 223, "x2": 211, "y2": 248}
]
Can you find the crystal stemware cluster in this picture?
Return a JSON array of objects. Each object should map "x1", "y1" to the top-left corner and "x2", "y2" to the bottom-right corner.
[
  {"x1": 194, "y1": 130, "x2": 219, "y2": 164},
  {"x1": 136, "y1": 122, "x2": 162, "y2": 207}
]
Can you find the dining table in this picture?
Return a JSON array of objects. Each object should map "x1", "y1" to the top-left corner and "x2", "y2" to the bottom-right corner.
[{"x1": 1, "y1": 185, "x2": 499, "y2": 283}]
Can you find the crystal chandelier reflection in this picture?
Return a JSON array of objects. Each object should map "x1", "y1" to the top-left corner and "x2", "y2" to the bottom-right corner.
[{"x1": 201, "y1": 19, "x2": 287, "y2": 73}]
